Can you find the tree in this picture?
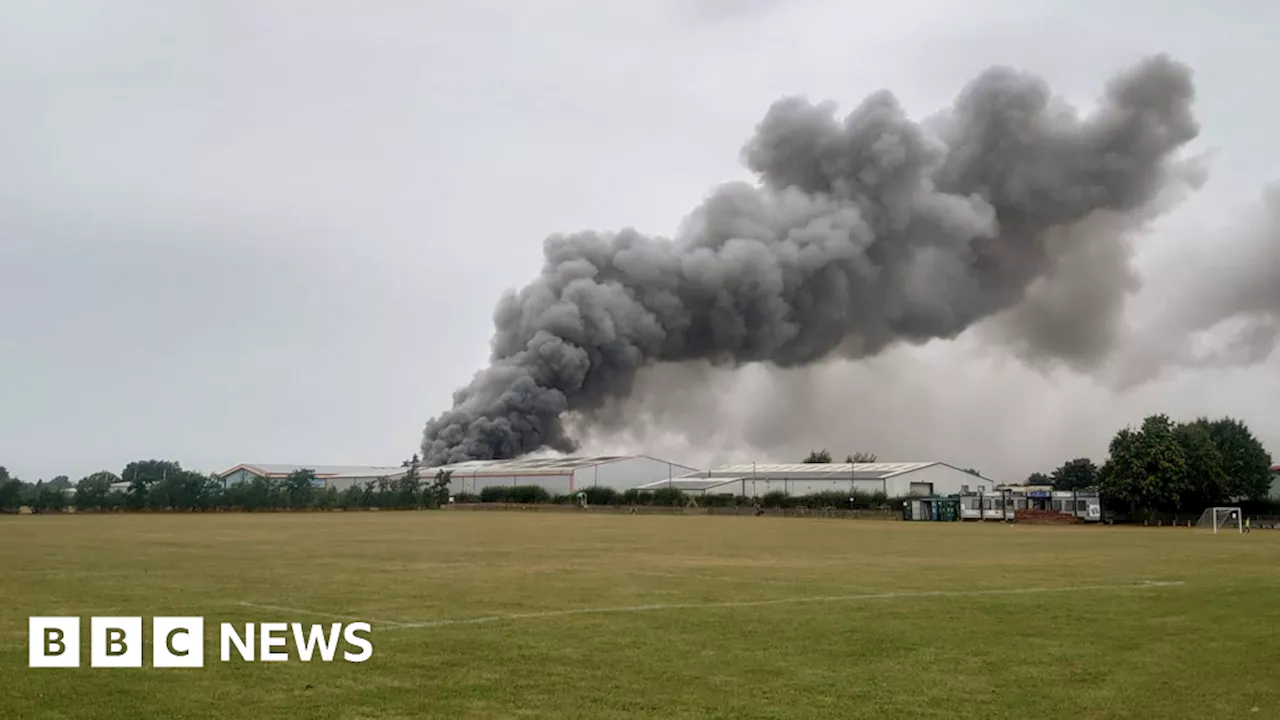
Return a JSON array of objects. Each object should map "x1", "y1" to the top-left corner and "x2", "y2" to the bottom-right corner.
[
  {"x1": 149, "y1": 470, "x2": 209, "y2": 510},
  {"x1": 199, "y1": 475, "x2": 226, "y2": 510},
  {"x1": 845, "y1": 452, "x2": 878, "y2": 463},
  {"x1": 74, "y1": 472, "x2": 119, "y2": 510},
  {"x1": 391, "y1": 460, "x2": 421, "y2": 509},
  {"x1": 47, "y1": 476, "x2": 72, "y2": 490},
  {"x1": 0, "y1": 478, "x2": 22, "y2": 511},
  {"x1": 1199, "y1": 417, "x2": 1273, "y2": 500},
  {"x1": 33, "y1": 483, "x2": 67, "y2": 513},
  {"x1": 1026, "y1": 472, "x2": 1051, "y2": 486},
  {"x1": 962, "y1": 468, "x2": 983, "y2": 477},
  {"x1": 1099, "y1": 414, "x2": 1192, "y2": 513},
  {"x1": 313, "y1": 486, "x2": 339, "y2": 510},
  {"x1": 1050, "y1": 458, "x2": 1098, "y2": 491},
  {"x1": 1172, "y1": 421, "x2": 1227, "y2": 510},
  {"x1": 804, "y1": 449, "x2": 832, "y2": 464},
  {"x1": 121, "y1": 459, "x2": 183, "y2": 509},
  {"x1": 283, "y1": 469, "x2": 318, "y2": 509},
  {"x1": 425, "y1": 470, "x2": 452, "y2": 508}
]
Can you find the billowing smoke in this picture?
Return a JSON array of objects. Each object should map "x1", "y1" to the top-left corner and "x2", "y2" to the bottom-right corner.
[
  {"x1": 421, "y1": 54, "x2": 1205, "y2": 466},
  {"x1": 1107, "y1": 182, "x2": 1280, "y2": 386}
]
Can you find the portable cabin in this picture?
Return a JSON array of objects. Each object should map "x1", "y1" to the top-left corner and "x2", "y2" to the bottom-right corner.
[
  {"x1": 903, "y1": 496, "x2": 960, "y2": 521},
  {"x1": 957, "y1": 486, "x2": 1102, "y2": 523}
]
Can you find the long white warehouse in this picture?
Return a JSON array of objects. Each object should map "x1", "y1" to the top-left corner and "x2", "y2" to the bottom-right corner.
[
  {"x1": 425, "y1": 455, "x2": 699, "y2": 496},
  {"x1": 636, "y1": 462, "x2": 992, "y2": 498}
]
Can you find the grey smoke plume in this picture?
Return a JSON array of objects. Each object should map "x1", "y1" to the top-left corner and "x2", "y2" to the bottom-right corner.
[
  {"x1": 1108, "y1": 183, "x2": 1280, "y2": 385},
  {"x1": 421, "y1": 55, "x2": 1201, "y2": 465}
]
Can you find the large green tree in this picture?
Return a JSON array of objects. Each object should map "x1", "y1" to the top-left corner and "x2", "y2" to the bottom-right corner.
[
  {"x1": 1098, "y1": 415, "x2": 1193, "y2": 513},
  {"x1": 1051, "y1": 458, "x2": 1098, "y2": 491},
  {"x1": 1196, "y1": 417, "x2": 1273, "y2": 500},
  {"x1": 1171, "y1": 421, "x2": 1228, "y2": 509}
]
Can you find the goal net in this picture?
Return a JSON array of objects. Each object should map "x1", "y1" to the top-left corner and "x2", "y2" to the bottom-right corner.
[{"x1": 1194, "y1": 507, "x2": 1243, "y2": 533}]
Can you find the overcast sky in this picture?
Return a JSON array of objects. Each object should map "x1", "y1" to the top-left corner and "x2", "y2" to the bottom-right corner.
[{"x1": 3, "y1": 0, "x2": 1277, "y2": 483}]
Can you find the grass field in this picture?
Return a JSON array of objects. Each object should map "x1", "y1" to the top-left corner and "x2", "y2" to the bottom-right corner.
[{"x1": 3, "y1": 511, "x2": 1280, "y2": 719}]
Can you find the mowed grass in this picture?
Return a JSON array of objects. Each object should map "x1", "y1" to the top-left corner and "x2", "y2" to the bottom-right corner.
[{"x1": 3, "y1": 512, "x2": 1280, "y2": 719}]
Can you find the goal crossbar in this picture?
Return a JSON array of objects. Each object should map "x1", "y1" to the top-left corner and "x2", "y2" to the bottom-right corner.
[{"x1": 1194, "y1": 506, "x2": 1243, "y2": 533}]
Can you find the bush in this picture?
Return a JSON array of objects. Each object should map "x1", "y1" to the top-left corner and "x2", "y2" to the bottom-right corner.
[
  {"x1": 511, "y1": 485, "x2": 551, "y2": 504},
  {"x1": 621, "y1": 489, "x2": 653, "y2": 505},
  {"x1": 794, "y1": 491, "x2": 853, "y2": 509},
  {"x1": 479, "y1": 486, "x2": 508, "y2": 503},
  {"x1": 479, "y1": 485, "x2": 551, "y2": 504},
  {"x1": 452, "y1": 492, "x2": 480, "y2": 504},
  {"x1": 698, "y1": 494, "x2": 750, "y2": 508},
  {"x1": 313, "y1": 486, "x2": 338, "y2": 510},
  {"x1": 760, "y1": 490, "x2": 790, "y2": 508},
  {"x1": 581, "y1": 486, "x2": 620, "y2": 506},
  {"x1": 650, "y1": 487, "x2": 687, "y2": 506}
]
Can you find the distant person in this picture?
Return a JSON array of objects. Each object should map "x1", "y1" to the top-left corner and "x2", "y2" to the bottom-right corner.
[{"x1": 1245, "y1": 517, "x2": 1251, "y2": 534}]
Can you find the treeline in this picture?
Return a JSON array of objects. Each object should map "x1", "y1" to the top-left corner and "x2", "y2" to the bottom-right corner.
[
  {"x1": 0, "y1": 460, "x2": 454, "y2": 513},
  {"x1": 1025, "y1": 415, "x2": 1275, "y2": 515}
]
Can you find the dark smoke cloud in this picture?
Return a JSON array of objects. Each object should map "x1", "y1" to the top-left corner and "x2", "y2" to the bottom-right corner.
[{"x1": 421, "y1": 55, "x2": 1201, "y2": 465}]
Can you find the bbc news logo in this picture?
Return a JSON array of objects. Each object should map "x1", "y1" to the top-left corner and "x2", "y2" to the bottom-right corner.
[{"x1": 29, "y1": 617, "x2": 373, "y2": 668}]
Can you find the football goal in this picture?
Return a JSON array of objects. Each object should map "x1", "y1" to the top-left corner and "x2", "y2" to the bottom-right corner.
[{"x1": 1194, "y1": 507, "x2": 1244, "y2": 533}]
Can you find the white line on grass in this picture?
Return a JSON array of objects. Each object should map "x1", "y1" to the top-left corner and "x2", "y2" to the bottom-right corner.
[
  {"x1": 628, "y1": 570, "x2": 799, "y2": 586},
  {"x1": 384, "y1": 580, "x2": 1185, "y2": 630},
  {"x1": 234, "y1": 601, "x2": 412, "y2": 628}
]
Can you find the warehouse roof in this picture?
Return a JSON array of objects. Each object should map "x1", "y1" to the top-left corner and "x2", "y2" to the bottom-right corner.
[
  {"x1": 217, "y1": 463, "x2": 406, "y2": 479},
  {"x1": 425, "y1": 454, "x2": 693, "y2": 477},
  {"x1": 691, "y1": 462, "x2": 945, "y2": 479}
]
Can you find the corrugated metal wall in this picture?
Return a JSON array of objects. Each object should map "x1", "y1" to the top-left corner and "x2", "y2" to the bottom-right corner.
[
  {"x1": 444, "y1": 457, "x2": 698, "y2": 495},
  {"x1": 453, "y1": 473, "x2": 574, "y2": 495},
  {"x1": 884, "y1": 464, "x2": 984, "y2": 497},
  {"x1": 718, "y1": 477, "x2": 887, "y2": 498},
  {"x1": 583, "y1": 457, "x2": 699, "y2": 491}
]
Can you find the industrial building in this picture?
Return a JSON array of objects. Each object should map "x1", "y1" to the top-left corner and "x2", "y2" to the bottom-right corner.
[
  {"x1": 635, "y1": 462, "x2": 989, "y2": 498},
  {"x1": 216, "y1": 463, "x2": 408, "y2": 491},
  {"x1": 426, "y1": 455, "x2": 699, "y2": 496}
]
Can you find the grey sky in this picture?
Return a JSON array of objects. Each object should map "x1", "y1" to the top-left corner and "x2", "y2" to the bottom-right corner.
[{"x1": 3, "y1": 0, "x2": 1277, "y2": 483}]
